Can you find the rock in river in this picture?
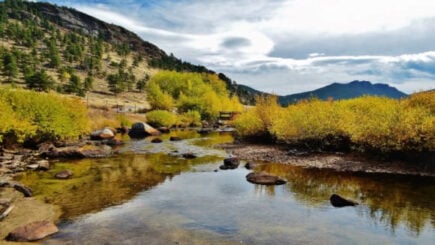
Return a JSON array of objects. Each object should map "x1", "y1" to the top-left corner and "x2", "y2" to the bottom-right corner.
[
  {"x1": 246, "y1": 172, "x2": 286, "y2": 185},
  {"x1": 55, "y1": 170, "x2": 73, "y2": 179},
  {"x1": 158, "y1": 127, "x2": 170, "y2": 134},
  {"x1": 90, "y1": 127, "x2": 116, "y2": 140},
  {"x1": 128, "y1": 122, "x2": 161, "y2": 138},
  {"x1": 182, "y1": 153, "x2": 197, "y2": 159},
  {"x1": 37, "y1": 160, "x2": 50, "y2": 170},
  {"x1": 244, "y1": 162, "x2": 259, "y2": 170},
  {"x1": 151, "y1": 138, "x2": 163, "y2": 143},
  {"x1": 42, "y1": 145, "x2": 112, "y2": 159},
  {"x1": 0, "y1": 182, "x2": 33, "y2": 197},
  {"x1": 329, "y1": 194, "x2": 358, "y2": 207},
  {"x1": 169, "y1": 136, "x2": 182, "y2": 141},
  {"x1": 13, "y1": 184, "x2": 33, "y2": 197},
  {"x1": 219, "y1": 157, "x2": 240, "y2": 170},
  {"x1": 6, "y1": 221, "x2": 58, "y2": 242}
]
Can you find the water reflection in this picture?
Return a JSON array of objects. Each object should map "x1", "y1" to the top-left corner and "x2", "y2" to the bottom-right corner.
[
  {"x1": 17, "y1": 153, "x2": 223, "y2": 218},
  {"x1": 13, "y1": 131, "x2": 435, "y2": 244},
  {"x1": 259, "y1": 163, "x2": 435, "y2": 235}
]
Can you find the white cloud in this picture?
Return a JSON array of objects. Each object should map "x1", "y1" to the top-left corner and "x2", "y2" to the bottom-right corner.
[
  {"x1": 268, "y1": 0, "x2": 435, "y2": 35},
  {"x1": 65, "y1": 0, "x2": 435, "y2": 95}
]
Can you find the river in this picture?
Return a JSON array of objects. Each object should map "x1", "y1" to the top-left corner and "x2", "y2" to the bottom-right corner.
[{"x1": 16, "y1": 130, "x2": 435, "y2": 244}]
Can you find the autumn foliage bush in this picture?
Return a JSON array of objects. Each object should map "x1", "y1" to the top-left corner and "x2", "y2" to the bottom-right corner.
[
  {"x1": 234, "y1": 93, "x2": 434, "y2": 153},
  {"x1": 146, "y1": 110, "x2": 177, "y2": 128},
  {"x1": 146, "y1": 71, "x2": 243, "y2": 120},
  {"x1": 0, "y1": 88, "x2": 90, "y2": 145}
]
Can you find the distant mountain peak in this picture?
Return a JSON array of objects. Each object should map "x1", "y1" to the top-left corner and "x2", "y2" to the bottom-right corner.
[{"x1": 278, "y1": 80, "x2": 407, "y2": 105}]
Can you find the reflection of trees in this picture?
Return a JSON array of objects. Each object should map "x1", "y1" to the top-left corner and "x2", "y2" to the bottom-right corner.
[
  {"x1": 259, "y1": 164, "x2": 435, "y2": 235},
  {"x1": 18, "y1": 153, "x2": 222, "y2": 219}
]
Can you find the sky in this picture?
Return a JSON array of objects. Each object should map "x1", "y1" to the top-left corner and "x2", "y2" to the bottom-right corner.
[{"x1": 39, "y1": 0, "x2": 435, "y2": 95}]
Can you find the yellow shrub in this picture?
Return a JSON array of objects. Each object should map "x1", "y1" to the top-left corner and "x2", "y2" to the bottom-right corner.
[
  {"x1": 233, "y1": 108, "x2": 264, "y2": 136},
  {"x1": 177, "y1": 110, "x2": 202, "y2": 127},
  {"x1": 146, "y1": 110, "x2": 177, "y2": 127},
  {"x1": 146, "y1": 71, "x2": 243, "y2": 120},
  {"x1": 0, "y1": 88, "x2": 90, "y2": 144},
  {"x1": 235, "y1": 94, "x2": 434, "y2": 152}
]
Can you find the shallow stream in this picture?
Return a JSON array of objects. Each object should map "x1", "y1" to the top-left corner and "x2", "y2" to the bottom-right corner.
[{"x1": 16, "y1": 131, "x2": 435, "y2": 244}]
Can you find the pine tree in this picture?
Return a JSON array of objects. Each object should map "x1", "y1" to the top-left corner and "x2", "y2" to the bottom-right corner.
[
  {"x1": 136, "y1": 73, "x2": 149, "y2": 92},
  {"x1": 65, "y1": 73, "x2": 84, "y2": 96},
  {"x1": 25, "y1": 70, "x2": 55, "y2": 92},
  {"x1": 84, "y1": 74, "x2": 94, "y2": 91},
  {"x1": 2, "y1": 52, "x2": 18, "y2": 82}
]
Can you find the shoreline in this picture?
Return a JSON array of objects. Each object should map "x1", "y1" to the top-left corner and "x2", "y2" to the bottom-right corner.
[{"x1": 221, "y1": 143, "x2": 435, "y2": 177}]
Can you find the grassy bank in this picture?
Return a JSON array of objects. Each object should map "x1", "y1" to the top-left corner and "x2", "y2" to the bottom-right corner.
[{"x1": 234, "y1": 91, "x2": 434, "y2": 155}]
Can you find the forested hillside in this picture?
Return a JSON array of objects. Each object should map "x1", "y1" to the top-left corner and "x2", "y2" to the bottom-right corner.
[{"x1": 0, "y1": 0, "x2": 255, "y2": 105}]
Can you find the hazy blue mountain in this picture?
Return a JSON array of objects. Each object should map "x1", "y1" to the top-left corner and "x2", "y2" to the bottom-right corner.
[{"x1": 278, "y1": 80, "x2": 407, "y2": 105}]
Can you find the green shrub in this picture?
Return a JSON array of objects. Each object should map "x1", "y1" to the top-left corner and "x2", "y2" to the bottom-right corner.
[{"x1": 146, "y1": 110, "x2": 177, "y2": 127}]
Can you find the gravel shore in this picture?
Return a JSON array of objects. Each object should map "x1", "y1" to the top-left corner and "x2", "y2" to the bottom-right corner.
[{"x1": 221, "y1": 143, "x2": 435, "y2": 177}]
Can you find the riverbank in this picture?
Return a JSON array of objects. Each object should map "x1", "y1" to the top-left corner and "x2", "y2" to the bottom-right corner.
[{"x1": 221, "y1": 142, "x2": 435, "y2": 177}]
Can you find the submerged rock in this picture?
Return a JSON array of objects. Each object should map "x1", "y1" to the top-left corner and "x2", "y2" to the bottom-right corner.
[
  {"x1": 128, "y1": 122, "x2": 161, "y2": 138},
  {"x1": 100, "y1": 139, "x2": 124, "y2": 146},
  {"x1": 6, "y1": 221, "x2": 58, "y2": 242},
  {"x1": 55, "y1": 170, "x2": 73, "y2": 179},
  {"x1": 151, "y1": 138, "x2": 163, "y2": 143},
  {"x1": 246, "y1": 172, "x2": 286, "y2": 185},
  {"x1": 182, "y1": 153, "x2": 197, "y2": 159},
  {"x1": 330, "y1": 194, "x2": 358, "y2": 207},
  {"x1": 169, "y1": 136, "x2": 182, "y2": 142}
]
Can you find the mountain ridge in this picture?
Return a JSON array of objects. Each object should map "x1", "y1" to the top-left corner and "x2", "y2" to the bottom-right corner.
[{"x1": 278, "y1": 80, "x2": 407, "y2": 105}]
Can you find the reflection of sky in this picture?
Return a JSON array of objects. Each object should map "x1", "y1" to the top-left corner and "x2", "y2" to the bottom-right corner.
[
  {"x1": 43, "y1": 132, "x2": 435, "y2": 244},
  {"x1": 49, "y1": 166, "x2": 434, "y2": 244},
  {"x1": 40, "y1": 0, "x2": 435, "y2": 94}
]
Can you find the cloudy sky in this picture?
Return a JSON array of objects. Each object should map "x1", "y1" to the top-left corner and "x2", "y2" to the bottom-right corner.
[{"x1": 41, "y1": 0, "x2": 435, "y2": 95}]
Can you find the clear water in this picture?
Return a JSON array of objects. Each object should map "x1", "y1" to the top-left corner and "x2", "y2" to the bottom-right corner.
[{"x1": 17, "y1": 131, "x2": 435, "y2": 244}]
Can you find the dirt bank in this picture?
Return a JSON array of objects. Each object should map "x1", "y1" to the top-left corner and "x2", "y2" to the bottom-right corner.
[
  {"x1": 222, "y1": 143, "x2": 435, "y2": 177},
  {"x1": 0, "y1": 188, "x2": 61, "y2": 244}
]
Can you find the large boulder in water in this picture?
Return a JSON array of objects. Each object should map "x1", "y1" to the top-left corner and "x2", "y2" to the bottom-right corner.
[
  {"x1": 246, "y1": 172, "x2": 286, "y2": 185},
  {"x1": 128, "y1": 122, "x2": 161, "y2": 138},
  {"x1": 330, "y1": 194, "x2": 358, "y2": 207},
  {"x1": 6, "y1": 221, "x2": 58, "y2": 242},
  {"x1": 90, "y1": 127, "x2": 116, "y2": 140}
]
